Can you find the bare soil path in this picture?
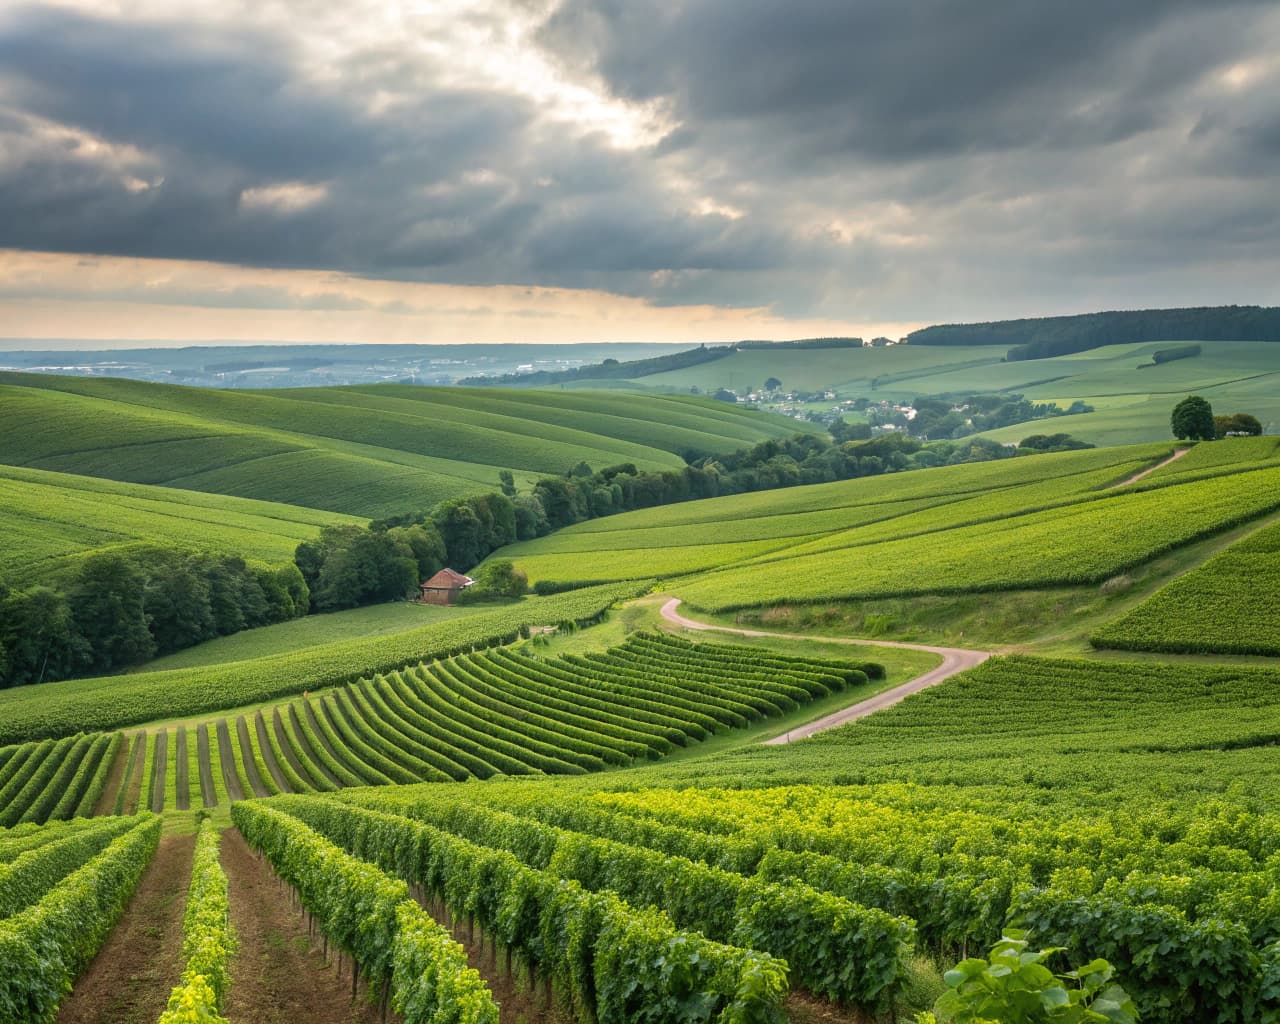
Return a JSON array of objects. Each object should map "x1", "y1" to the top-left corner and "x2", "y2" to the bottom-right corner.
[
  {"x1": 659, "y1": 598, "x2": 989, "y2": 744},
  {"x1": 92, "y1": 735, "x2": 131, "y2": 817},
  {"x1": 196, "y1": 724, "x2": 217, "y2": 808},
  {"x1": 216, "y1": 719, "x2": 245, "y2": 802},
  {"x1": 235, "y1": 716, "x2": 270, "y2": 797},
  {"x1": 57, "y1": 834, "x2": 195, "y2": 1024},
  {"x1": 1109, "y1": 446, "x2": 1190, "y2": 488},
  {"x1": 222, "y1": 827, "x2": 382, "y2": 1024},
  {"x1": 148, "y1": 732, "x2": 167, "y2": 813},
  {"x1": 174, "y1": 729, "x2": 189, "y2": 811}
]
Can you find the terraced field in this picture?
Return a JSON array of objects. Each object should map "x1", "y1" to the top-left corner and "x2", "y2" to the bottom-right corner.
[
  {"x1": 0, "y1": 633, "x2": 878, "y2": 817},
  {"x1": 0, "y1": 463, "x2": 357, "y2": 583},
  {"x1": 496, "y1": 439, "x2": 1280, "y2": 610},
  {"x1": 0, "y1": 373, "x2": 803, "y2": 517}
]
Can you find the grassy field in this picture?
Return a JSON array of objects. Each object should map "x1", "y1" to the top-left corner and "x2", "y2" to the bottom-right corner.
[
  {"x1": 0, "y1": 373, "x2": 803, "y2": 517},
  {"x1": 587, "y1": 340, "x2": 1280, "y2": 446},
  {"x1": 495, "y1": 440, "x2": 1280, "y2": 610},
  {"x1": 136, "y1": 600, "x2": 476, "y2": 672},
  {"x1": 0, "y1": 463, "x2": 358, "y2": 584}
]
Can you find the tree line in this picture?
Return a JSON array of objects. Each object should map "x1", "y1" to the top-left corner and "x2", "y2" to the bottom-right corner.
[
  {"x1": 0, "y1": 550, "x2": 308, "y2": 688},
  {"x1": 906, "y1": 305, "x2": 1280, "y2": 361}
]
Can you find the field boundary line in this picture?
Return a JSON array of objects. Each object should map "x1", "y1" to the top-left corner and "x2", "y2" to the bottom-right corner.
[{"x1": 658, "y1": 597, "x2": 988, "y2": 743}]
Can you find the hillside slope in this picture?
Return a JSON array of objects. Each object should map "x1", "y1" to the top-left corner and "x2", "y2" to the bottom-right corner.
[
  {"x1": 495, "y1": 439, "x2": 1280, "y2": 611},
  {"x1": 0, "y1": 464, "x2": 358, "y2": 584},
  {"x1": 0, "y1": 373, "x2": 802, "y2": 518}
]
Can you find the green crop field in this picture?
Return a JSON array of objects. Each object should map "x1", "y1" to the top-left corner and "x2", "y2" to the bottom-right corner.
[
  {"x1": 495, "y1": 440, "x2": 1280, "y2": 607},
  {"x1": 1091, "y1": 515, "x2": 1280, "y2": 656},
  {"x1": 0, "y1": 372, "x2": 803, "y2": 517},
  {"x1": 7, "y1": 357, "x2": 1280, "y2": 1024},
  {"x1": 0, "y1": 463, "x2": 358, "y2": 584}
]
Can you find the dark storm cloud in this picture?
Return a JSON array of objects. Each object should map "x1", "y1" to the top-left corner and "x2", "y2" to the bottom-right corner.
[
  {"x1": 1, "y1": 0, "x2": 1279, "y2": 321},
  {"x1": 539, "y1": 0, "x2": 1267, "y2": 161}
]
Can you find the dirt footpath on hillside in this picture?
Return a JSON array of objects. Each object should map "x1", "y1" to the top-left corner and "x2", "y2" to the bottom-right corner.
[
  {"x1": 222, "y1": 827, "x2": 383, "y2": 1024},
  {"x1": 58, "y1": 833, "x2": 195, "y2": 1024}
]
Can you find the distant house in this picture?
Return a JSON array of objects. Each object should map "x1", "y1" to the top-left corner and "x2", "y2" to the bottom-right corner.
[{"x1": 419, "y1": 568, "x2": 474, "y2": 605}]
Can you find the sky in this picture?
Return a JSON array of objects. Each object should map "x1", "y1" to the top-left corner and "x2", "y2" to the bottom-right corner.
[{"x1": 1, "y1": 0, "x2": 1278, "y2": 347}]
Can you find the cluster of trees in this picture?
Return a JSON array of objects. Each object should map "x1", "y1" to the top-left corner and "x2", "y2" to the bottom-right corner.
[
  {"x1": 0, "y1": 549, "x2": 308, "y2": 688},
  {"x1": 1171, "y1": 395, "x2": 1264, "y2": 441},
  {"x1": 906, "y1": 305, "x2": 1280, "y2": 361},
  {"x1": 295, "y1": 523, "x2": 444, "y2": 613}
]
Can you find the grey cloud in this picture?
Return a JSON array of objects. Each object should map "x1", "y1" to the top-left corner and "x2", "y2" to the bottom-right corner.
[{"x1": 1, "y1": 0, "x2": 1279, "y2": 324}]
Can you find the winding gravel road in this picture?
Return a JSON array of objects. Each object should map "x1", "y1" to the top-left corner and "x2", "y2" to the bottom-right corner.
[{"x1": 659, "y1": 598, "x2": 990, "y2": 744}]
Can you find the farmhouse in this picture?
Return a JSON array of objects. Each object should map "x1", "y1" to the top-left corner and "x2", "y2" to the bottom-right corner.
[{"x1": 419, "y1": 567, "x2": 474, "y2": 605}]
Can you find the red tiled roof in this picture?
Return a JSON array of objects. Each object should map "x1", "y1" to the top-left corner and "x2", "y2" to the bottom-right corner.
[{"x1": 421, "y1": 568, "x2": 473, "y2": 589}]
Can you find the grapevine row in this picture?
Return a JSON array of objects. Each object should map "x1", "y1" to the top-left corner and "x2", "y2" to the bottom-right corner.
[
  {"x1": 158, "y1": 818, "x2": 235, "y2": 1024},
  {"x1": 232, "y1": 801, "x2": 501, "y2": 1024},
  {"x1": 0, "y1": 813, "x2": 161, "y2": 1023},
  {"x1": 261, "y1": 796, "x2": 790, "y2": 1024}
]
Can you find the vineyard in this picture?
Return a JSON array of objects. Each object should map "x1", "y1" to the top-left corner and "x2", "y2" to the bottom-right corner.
[
  {"x1": 0, "y1": 581, "x2": 649, "y2": 745},
  {"x1": 0, "y1": 633, "x2": 881, "y2": 817},
  {"x1": 0, "y1": 813, "x2": 161, "y2": 1022},
  {"x1": 1091, "y1": 515, "x2": 1280, "y2": 655},
  {"x1": 284, "y1": 651, "x2": 1280, "y2": 1024}
]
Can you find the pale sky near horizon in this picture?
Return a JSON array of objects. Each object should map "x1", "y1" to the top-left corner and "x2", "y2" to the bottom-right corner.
[{"x1": 1, "y1": 1, "x2": 1278, "y2": 346}]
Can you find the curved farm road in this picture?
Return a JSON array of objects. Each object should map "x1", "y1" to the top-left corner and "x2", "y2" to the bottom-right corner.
[
  {"x1": 1110, "y1": 446, "x2": 1190, "y2": 488},
  {"x1": 659, "y1": 598, "x2": 989, "y2": 744}
]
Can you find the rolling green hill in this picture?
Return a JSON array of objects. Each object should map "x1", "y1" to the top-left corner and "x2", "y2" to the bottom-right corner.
[
  {"x1": 575, "y1": 340, "x2": 1280, "y2": 446},
  {"x1": 0, "y1": 373, "x2": 803, "y2": 518},
  {"x1": 494, "y1": 439, "x2": 1280, "y2": 611},
  {"x1": 0, "y1": 463, "x2": 357, "y2": 584}
]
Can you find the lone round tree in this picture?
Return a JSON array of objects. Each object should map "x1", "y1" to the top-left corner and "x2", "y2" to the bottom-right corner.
[{"x1": 1171, "y1": 395, "x2": 1215, "y2": 441}]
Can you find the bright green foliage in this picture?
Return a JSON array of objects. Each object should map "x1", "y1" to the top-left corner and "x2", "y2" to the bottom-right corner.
[
  {"x1": 0, "y1": 814, "x2": 161, "y2": 1023},
  {"x1": 342, "y1": 786, "x2": 911, "y2": 1009},
  {"x1": 0, "y1": 733, "x2": 117, "y2": 826},
  {"x1": 231, "y1": 801, "x2": 500, "y2": 1024},
  {"x1": 675, "y1": 463, "x2": 1280, "y2": 611},
  {"x1": 257, "y1": 796, "x2": 788, "y2": 1024},
  {"x1": 0, "y1": 816, "x2": 142, "y2": 917},
  {"x1": 158, "y1": 818, "x2": 235, "y2": 1024},
  {"x1": 497, "y1": 441, "x2": 1280, "y2": 601},
  {"x1": 10, "y1": 630, "x2": 868, "y2": 811},
  {"x1": 0, "y1": 582, "x2": 646, "y2": 744},
  {"x1": 929, "y1": 933, "x2": 1138, "y2": 1023},
  {"x1": 568, "y1": 654, "x2": 1280, "y2": 1023},
  {"x1": 1092, "y1": 518, "x2": 1280, "y2": 655},
  {"x1": 458, "y1": 558, "x2": 528, "y2": 601}
]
